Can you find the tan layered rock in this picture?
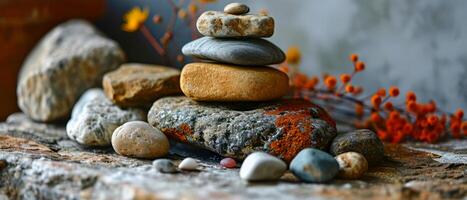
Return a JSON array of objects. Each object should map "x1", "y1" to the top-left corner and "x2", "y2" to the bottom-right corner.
[
  {"x1": 196, "y1": 11, "x2": 274, "y2": 38},
  {"x1": 180, "y1": 63, "x2": 289, "y2": 101},
  {"x1": 103, "y1": 63, "x2": 182, "y2": 107}
]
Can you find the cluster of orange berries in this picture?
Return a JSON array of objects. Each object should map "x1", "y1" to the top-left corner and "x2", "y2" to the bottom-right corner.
[{"x1": 279, "y1": 50, "x2": 467, "y2": 143}]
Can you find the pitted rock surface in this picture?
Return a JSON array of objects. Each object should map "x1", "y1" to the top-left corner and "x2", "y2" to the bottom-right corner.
[
  {"x1": 17, "y1": 20, "x2": 125, "y2": 122},
  {"x1": 196, "y1": 11, "x2": 274, "y2": 38},
  {"x1": 148, "y1": 96, "x2": 337, "y2": 162},
  {"x1": 66, "y1": 89, "x2": 145, "y2": 146}
]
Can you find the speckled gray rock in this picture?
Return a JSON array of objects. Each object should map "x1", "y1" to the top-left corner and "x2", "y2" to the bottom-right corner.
[
  {"x1": 66, "y1": 89, "x2": 145, "y2": 146},
  {"x1": 17, "y1": 20, "x2": 125, "y2": 122},
  {"x1": 148, "y1": 96, "x2": 337, "y2": 162},
  {"x1": 290, "y1": 148, "x2": 339, "y2": 183},
  {"x1": 330, "y1": 129, "x2": 384, "y2": 164},
  {"x1": 224, "y1": 3, "x2": 249, "y2": 15},
  {"x1": 197, "y1": 11, "x2": 274, "y2": 37},
  {"x1": 182, "y1": 37, "x2": 285, "y2": 65},
  {"x1": 239, "y1": 152, "x2": 286, "y2": 181},
  {"x1": 153, "y1": 159, "x2": 178, "y2": 173}
]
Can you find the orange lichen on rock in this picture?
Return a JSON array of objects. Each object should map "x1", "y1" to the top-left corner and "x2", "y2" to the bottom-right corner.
[
  {"x1": 265, "y1": 100, "x2": 336, "y2": 162},
  {"x1": 162, "y1": 123, "x2": 193, "y2": 142}
]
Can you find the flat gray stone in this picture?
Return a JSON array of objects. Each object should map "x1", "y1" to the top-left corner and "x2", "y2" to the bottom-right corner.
[
  {"x1": 17, "y1": 20, "x2": 125, "y2": 122},
  {"x1": 148, "y1": 96, "x2": 337, "y2": 163},
  {"x1": 66, "y1": 89, "x2": 145, "y2": 147},
  {"x1": 182, "y1": 37, "x2": 285, "y2": 66}
]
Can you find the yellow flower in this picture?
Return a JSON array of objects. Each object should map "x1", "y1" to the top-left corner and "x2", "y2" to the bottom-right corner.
[{"x1": 122, "y1": 7, "x2": 149, "y2": 32}]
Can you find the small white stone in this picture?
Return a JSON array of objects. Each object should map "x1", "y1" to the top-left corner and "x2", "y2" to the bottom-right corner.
[
  {"x1": 224, "y1": 3, "x2": 249, "y2": 15},
  {"x1": 239, "y1": 152, "x2": 286, "y2": 181},
  {"x1": 335, "y1": 152, "x2": 368, "y2": 179},
  {"x1": 178, "y1": 157, "x2": 199, "y2": 171}
]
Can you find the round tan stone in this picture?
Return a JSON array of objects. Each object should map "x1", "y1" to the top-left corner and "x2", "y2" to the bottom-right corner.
[
  {"x1": 224, "y1": 3, "x2": 249, "y2": 15},
  {"x1": 111, "y1": 121, "x2": 169, "y2": 159},
  {"x1": 336, "y1": 152, "x2": 368, "y2": 179},
  {"x1": 103, "y1": 63, "x2": 181, "y2": 107},
  {"x1": 180, "y1": 63, "x2": 289, "y2": 101}
]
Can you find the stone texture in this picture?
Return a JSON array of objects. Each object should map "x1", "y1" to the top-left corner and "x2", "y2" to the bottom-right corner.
[
  {"x1": 1, "y1": 115, "x2": 467, "y2": 199},
  {"x1": 335, "y1": 152, "x2": 368, "y2": 179},
  {"x1": 239, "y1": 152, "x2": 287, "y2": 181},
  {"x1": 180, "y1": 63, "x2": 289, "y2": 101},
  {"x1": 102, "y1": 63, "x2": 181, "y2": 107},
  {"x1": 148, "y1": 96, "x2": 337, "y2": 162},
  {"x1": 224, "y1": 3, "x2": 249, "y2": 15},
  {"x1": 182, "y1": 37, "x2": 285, "y2": 65},
  {"x1": 330, "y1": 129, "x2": 384, "y2": 164},
  {"x1": 153, "y1": 159, "x2": 178, "y2": 173},
  {"x1": 290, "y1": 148, "x2": 339, "y2": 183},
  {"x1": 17, "y1": 20, "x2": 125, "y2": 122},
  {"x1": 111, "y1": 121, "x2": 169, "y2": 159},
  {"x1": 197, "y1": 11, "x2": 274, "y2": 38},
  {"x1": 66, "y1": 89, "x2": 145, "y2": 146}
]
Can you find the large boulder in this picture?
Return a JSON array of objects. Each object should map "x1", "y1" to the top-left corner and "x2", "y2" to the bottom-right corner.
[
  {"x1": 148, "y1": 96, "x2": 337, "y2": 162},
  {"x1": 17, "y1": 20, "x2": 125, "y2": 122}
]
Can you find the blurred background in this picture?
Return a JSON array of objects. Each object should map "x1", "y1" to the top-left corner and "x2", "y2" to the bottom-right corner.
[{"x1": 1, "y1": 0, "x2": 466, "y2": 120}]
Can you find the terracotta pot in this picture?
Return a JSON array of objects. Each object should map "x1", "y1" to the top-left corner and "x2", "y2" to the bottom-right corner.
[{"x1": 0, "y1": 0, "x2": 105, "y2": 120}]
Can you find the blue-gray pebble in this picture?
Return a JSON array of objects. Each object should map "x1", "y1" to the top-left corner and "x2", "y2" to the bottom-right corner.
[
  {"x1": 182, "y1": 37, "x2": 285, "y2": 66},
  {"x1": 290, "y1": 148, "x2": 339, "y2": 183}
]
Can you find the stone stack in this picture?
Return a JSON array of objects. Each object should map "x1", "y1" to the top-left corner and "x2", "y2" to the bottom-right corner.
[{"x1": 180, "y1": 3, "x2": 289, "y2": 101}]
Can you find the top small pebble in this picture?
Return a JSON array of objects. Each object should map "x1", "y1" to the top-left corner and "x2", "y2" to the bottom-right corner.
[{"x1": 224, "y1": 3, "x2": 249, "y2": 15}]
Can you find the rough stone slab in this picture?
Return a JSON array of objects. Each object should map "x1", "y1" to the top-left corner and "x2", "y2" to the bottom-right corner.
[
  {"x1": 197, "y1": 11, "x2": 274, "y2": 38},
  {"x1": 17, "y1": 20, "x2": 125, "y2": 122},
  {"x1": 0, "y1": 114, "x2": 466, "y2": 199},
  {"x1": 103, "y1": 63, "x2": 182, "y2": 107},
  {"x1": 148, "y1": 96, "x2": 337, "y2": 162}
]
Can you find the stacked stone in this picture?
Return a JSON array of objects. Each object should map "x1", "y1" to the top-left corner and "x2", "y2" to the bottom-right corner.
[{"x1": 180, "y1": 3, "x2": 289, "y2": 101}]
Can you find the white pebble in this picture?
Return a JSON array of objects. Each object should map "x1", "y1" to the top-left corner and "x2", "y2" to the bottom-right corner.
[
  {"x1": 224, "y1": 3, "x2": 250, "y2": 15},
  {"x1": 239, "y1": 152, "x2": 286, "y2": 181},
  {"x1": 336, "y1": 152, "x2": 368, "y2": 179},
  {"x1": 178, "y1": 157, "x2": 199, "y2": 171}
]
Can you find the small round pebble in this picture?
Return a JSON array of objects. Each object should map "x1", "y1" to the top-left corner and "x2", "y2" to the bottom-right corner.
[
  {"x1": 335, "y1": 152, "x2": 368, "y2": 179},
  {"x1": 290, "y1": 148, "x2": 339, "y2": 183},
  {"x1": 111, "y1": 121, "x2": 169, "y2": 159},
  {"x1": 239, "y1": 152, "x2": 287, "y2": 181},
  {"x1": 224, "y1": 3, "x2": 250, "y2": 15},
  {"x1": 330, "y1": 129, "x2": 384, "y2": 164},
  {"x1": 179, "y1": 157, "x2": 199, "y2": 171},
  {"x1": 220, "y1": 157, "x2": 237, "y2": 168},
  {"x1": 153, "y1": 159, "x2": 178, "y2": 173}
]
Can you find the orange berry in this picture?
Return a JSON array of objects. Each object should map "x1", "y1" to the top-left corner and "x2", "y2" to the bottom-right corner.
[
  {"x1": 403, "y1": 124, "x2": 413, "y2": 133},
  {"x1": 304, "y1": 76, "x2": 319, "y2": 90},
  {"x1": 355, "y1": 61, "x2": 365, "y2": 72},
  {"x1": 371, "y1": 95, "x2": 382, "y2": 108},
  {"x1": 188, "y1": 3, "x2": 198, "y2": 14},
  {"x1": 377, "y1": 88, "x2": 386, "y2": 97},
  {"x1": 455, "y1": 109, "x2": 464, "y2": 119},
  {"x1": 286, "y1": 46, "x2": 301, "y2": 64},
  {"x1": 389, "y1": 86, "x2": 400, "y2": 97},
  {"x1": 350, "y1": 53, "x2": 359, "y2": 62},
  {"x1": 325, "y1": 76, "x2": 337, "y2": 90},
  {"x1": 406, "y1": 101, "x2": 418, "y2": 113},
  {"x1": 406, "y1": 91, "x2": 417, "y2": 102},
  {"x1": 340, "y1": 74, "x2": 351, "y2": 84},
  {"x1": 384, "y1": 102, "x2": 394, "y2": 111},
  {"x1": 389, "y1": 111, "x2": 400, "y2": 120},
  {"x1": 345, "y1": 85, "x2": 355, "y2": 93},
  {"x1": 428, "y1": 115, "x2": 439, "y2": 126},
  {"x1": 371, "y1": 112, "x2": 381, "y2": 122},
  {"x1": 462, "y1": 121, "x2": 467, "y2": 135},
  {"x1": 292, "y1": 73, "x2": 308, "y2": 88},
  {"x1": 352, "y1": 86, "x2": 363, "y2": 96}
]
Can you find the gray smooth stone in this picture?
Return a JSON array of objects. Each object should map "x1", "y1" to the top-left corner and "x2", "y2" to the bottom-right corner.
[{"x1": 182, "y1": 37, "x2": 285, "y2": 66}]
